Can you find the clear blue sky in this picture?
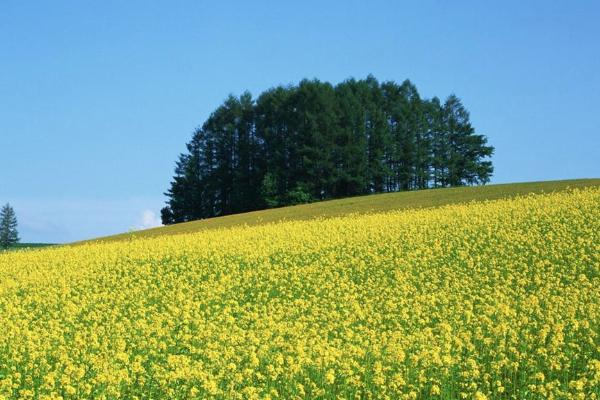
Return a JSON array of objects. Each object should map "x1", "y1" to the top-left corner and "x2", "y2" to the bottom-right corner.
[{"x1": 1, "y1": 1, "x2": 599, "y2": 243}]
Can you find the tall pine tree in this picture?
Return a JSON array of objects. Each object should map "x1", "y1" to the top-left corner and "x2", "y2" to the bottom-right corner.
[{"x1": 0, "y1": 203, "x2": 19, "y2": 249}]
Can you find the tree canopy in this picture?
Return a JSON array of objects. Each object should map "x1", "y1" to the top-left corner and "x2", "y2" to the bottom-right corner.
[{"x1": 162, "y1": 76, "x2": 494, "y2": 224}]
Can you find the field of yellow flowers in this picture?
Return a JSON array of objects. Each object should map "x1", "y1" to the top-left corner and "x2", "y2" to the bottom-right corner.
[{"x1": 0, "y1": 188, "x2": 598, "y2": 399}]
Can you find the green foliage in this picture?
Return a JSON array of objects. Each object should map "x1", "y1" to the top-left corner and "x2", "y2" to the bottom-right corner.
[
  {"x1": 284, "y1": 184, "x2": 313, "y2": 206},
  {"x1": 260, "y1": 173, "x2": 280, "y2": 208},
  {"x1": 0, "y1": 203, "x2": 19, "y2": 249},
  {"x1": 161, "y1": 76, "x2": 495, "y2": 224}
]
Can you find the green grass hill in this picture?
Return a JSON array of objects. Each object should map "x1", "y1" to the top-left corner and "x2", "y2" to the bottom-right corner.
[{"x1": 80, "y1": 178, "x2": 599, "y2": 244}]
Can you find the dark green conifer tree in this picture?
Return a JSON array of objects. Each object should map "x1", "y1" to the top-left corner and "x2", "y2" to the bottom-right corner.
[{"x1": 0, "y1": 203, "x2": 19, "y2": 249}]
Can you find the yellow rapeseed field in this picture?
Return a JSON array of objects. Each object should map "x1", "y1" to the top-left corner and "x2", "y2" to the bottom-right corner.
[{"x1": 0, "y1": 189, "x2": 598, "y2": 399}]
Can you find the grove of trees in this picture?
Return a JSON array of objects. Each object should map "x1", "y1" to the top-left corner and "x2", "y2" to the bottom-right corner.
[{"x1": 162, "y1": 76, "x2": 494, "y2": 224}]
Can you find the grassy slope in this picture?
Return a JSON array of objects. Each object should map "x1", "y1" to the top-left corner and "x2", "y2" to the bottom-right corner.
[{"x1": 81, "y1": 178, "x2": 599, "y2": 244}]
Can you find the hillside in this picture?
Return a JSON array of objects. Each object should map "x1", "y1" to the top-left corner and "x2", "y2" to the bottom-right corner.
[
  {"x1": 2, "y1": 186, "x2": 598, "y2": 398},
  {"x1": 85, "y1": 178, "x2": 599, "y2": 243}
]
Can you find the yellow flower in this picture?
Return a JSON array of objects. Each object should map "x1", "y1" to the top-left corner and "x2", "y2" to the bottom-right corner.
[
  {"x1": 325, "y1": 369, "x2": 335, "y2": 385},
  {"x1": 474, "y1": 391, "x2": 487, "y2": 400},
  {"x1": 0, "y1": 188, "x2": 597, "y2": 398}
]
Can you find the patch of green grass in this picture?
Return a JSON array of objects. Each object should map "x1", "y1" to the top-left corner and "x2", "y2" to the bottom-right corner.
[
  {"x1": 1, "y1": 243, "x2": 55, "y2": 252},
  {"x1": 80, "y1": 178, "x2": 599, "y2": 244}
]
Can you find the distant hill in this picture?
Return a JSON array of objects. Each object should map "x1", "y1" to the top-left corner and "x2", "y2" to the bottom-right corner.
[{"x1": 77, "y1": 178, "x2": 599, "y2": 244}]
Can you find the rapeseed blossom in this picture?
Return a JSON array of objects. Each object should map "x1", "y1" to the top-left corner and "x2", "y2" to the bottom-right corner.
[{"x1": 0, "y1": 188, "x2": 598, "y2": 399}]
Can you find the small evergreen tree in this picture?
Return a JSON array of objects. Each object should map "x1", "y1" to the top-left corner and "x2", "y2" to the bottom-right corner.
[
  {"x1": 0, "y1": 203, "x2": 19, "y2": 249},
  {"x1": 160, "y1": 206, "x2": 174, "y2": 225}
]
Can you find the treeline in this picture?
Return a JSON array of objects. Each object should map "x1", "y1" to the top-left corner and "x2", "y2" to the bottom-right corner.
[{"x1": 161, "y1": 76, "x2": 493, "y2": 224}]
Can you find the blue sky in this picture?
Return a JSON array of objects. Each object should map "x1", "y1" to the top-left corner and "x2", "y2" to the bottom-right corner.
[{"x1": 1, "y1": 1, "x2": 599, "y2": 243}]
